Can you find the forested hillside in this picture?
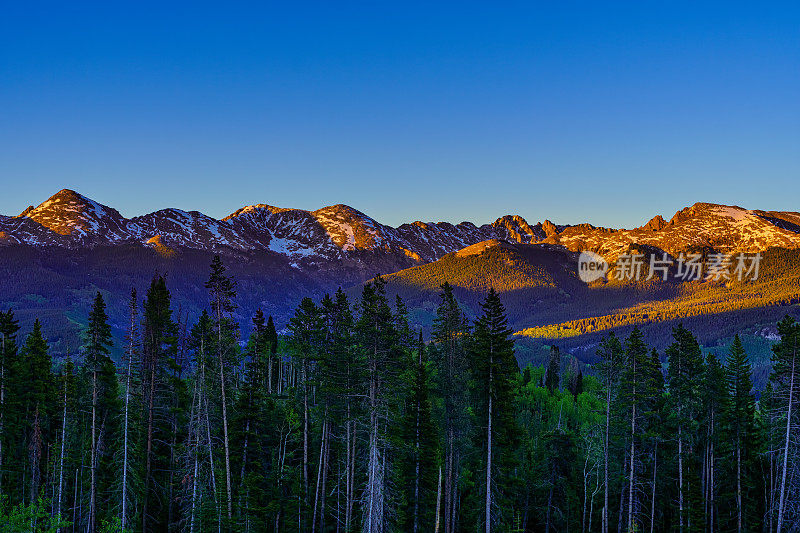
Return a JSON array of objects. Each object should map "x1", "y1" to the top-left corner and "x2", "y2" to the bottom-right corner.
[{"x1": 0, "y1": 256, "x2": 798, "y2": 532}]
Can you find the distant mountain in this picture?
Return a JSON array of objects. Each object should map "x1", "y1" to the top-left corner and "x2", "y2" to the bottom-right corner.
[
  {"x1": 547, "y1": 202, "x2": 800, "y2": 258},
  {"x1": 0, "y1": 189, "x2": 548, "y2": 265},
  {"x1": 374, "y1": 239, "x2": 800, "y2": 383},
  {"x1": 2, "y1": 188, "x2": 799, "y2": 372}
]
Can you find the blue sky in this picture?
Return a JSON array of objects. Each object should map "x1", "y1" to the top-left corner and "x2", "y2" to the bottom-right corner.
[{"x1": 1, "y1": 2, "x2": 798, "y2": 227}]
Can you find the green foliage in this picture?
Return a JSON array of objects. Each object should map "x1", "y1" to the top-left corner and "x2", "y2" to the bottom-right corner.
[
  {"x1": 0, "y1": 497, "x2": 70, "y2": 532},
  {"x1": 0, "y1": 269, "x2": 795, "y2": 532}
]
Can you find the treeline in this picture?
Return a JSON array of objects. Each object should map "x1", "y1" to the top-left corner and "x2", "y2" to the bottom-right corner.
[{"x1": 0, "y1": 255, "x2": 798, "y2": 532}]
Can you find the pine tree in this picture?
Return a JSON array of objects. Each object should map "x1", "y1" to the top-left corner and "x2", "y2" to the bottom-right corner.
[
  {"x1": 55, "y1": 356, "x2": 76, "y2": 525},
  {"x1": 700, "y1": 351, "x2": 726, "y2": 531},
  {"x1": 205, "y1": 254, "x2": 239, "y2": 525},
  {"x1": 469, "y1": 288, "x2": 519, "y2": 532},
  {"x1": 644, "y1": 348, "x2": 666, "y2": 533},
  {"x1": 0, "y1": 309, "x2": 20, "y2": 500},
  {"x1": 596, "y1": 332, "x2": 623, "y2": 533},
  {"x1": 233, "y1": 309, "x2": 270, "y2": 528},
  {"x1": 397, "y1": 332, "x2": 438, "y2": 532},
  {"x1": 265, "y1": 315, "x2": 278, "y2": 395},
  {"x1": 725, "y1": 334, "x2": 755, "y2": 532},
  {"x1": 288, "y1": 296, "x2": 321, "y2": 527},
  {"x1": 545, "y1": 345, "x2": 561, "y2": 394},
  {"x1": 188, "y1": 309, "x2": 222, "y2": 532},
  {"x1": 665, "y1": 324, "x2": 705, "y2": 532},
  {"x1": 770, "y1": 316, "x2": 800, "y2": 532},
  {"x1": 19, "y1": 319, "x2": 54, "y2": 507},
  {"x1": 120, "y1": 288, "x2": 139, "y2": 531},
  {"x1": 140, "y1": 275, "x2": 178, "y2": 531},
  {"x1": 617, "y1": 327, "x2": 650, "y2": 533},
  {"x1": 83, "y1": 291, "x2": 118, "y2": 533},
  {"x1": 321, "y1": 288, "x2": 362, "y2": 531},
  {"x1": 431, "y1": 282, "x2": 470, "y2": 533},
  {"x1": 357, "y1": 276, "x2": 402, "y2": 533}
]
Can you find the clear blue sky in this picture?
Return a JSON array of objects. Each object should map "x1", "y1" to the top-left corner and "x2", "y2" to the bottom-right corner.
[{"x1": 1, "y1": 2, "x2": 798, "y2": 227}]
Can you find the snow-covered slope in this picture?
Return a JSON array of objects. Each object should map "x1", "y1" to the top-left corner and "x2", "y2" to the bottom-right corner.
[
  {"x1": 551, "y1": 203, "x2": 800, "y2": 259},
  {"x1": 3, "y1": 190, "x2": 799, "y2": 270}
]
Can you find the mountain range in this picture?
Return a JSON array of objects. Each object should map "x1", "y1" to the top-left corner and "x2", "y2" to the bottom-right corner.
[{"x1": 2, "y1": 189, "x2": 800, "y2": 377}]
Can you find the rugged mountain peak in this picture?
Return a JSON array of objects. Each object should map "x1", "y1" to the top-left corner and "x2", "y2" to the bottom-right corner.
[
  {"x1": 311, "y1": 204, "x2": 388, "y2": 251},
  {"x1": 491, "y1": 215, "x2": 544, "y2": 243},
  {"x1": 223, "y1": 204, "x2": 288, "y2": 220},
  {"x1": 643, "y1": 215, "x2": 667, "y2": 231},
  {"x1": 541, "y1": 219, "x2": 558, "y2": 238},
  {"x1": 21, "y1": 188, "x2": 130, "y2": 240}
]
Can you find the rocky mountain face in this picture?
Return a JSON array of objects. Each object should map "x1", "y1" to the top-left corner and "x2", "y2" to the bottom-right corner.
[
  {"x1": 5, "y1": 190, "x2": 799, "y2": 264},
  {"x1": 2, "y1": 189, "x2": 799, "y2": 362},
  {"x1": 1, "y1": 189, "x2": 553, "y2": 265},
  {"x1": 548, "y1": 203, "x2": 800, "y2": 259}
]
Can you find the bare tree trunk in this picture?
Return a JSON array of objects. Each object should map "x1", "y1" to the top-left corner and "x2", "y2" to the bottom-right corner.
[
  {"x1": 320, "y1": 421, "x2": 330, "y2": 533},
  {"x1": 57, "y1": 379, "x2": 67, "y2": 527},
  {"x1": 546, "y1": 463, "x2": 554, "y2": 532},
  {"x1": 205, "y1": 395, "x2": 222, "y2": 533},
  {"x1": 413, "y1": 397, "x2": 421, "y2": 533},
  {"x1": 121, "y1": 352, "x2": 132, "y2": 530},
  {"x1": 709, "y1": 426, "x2": 715, "y2": 533},
  {"x1": 678, "y1": 424, "x2": 684, "y2": 532},
  {"x1": 89, "y1": 370, "x2": 97, "y2": 533},
  {"x1": 303, "y1": 363, "x2": 310, "y2": 524},
  {"x1": 445, "y1": 428, "x2": 454, "y2": 533},
  {"x1": 485, "y1": 391, "x2": 492, "y2": 533},
  {"x1": 583, "y1": 453, "x2": 590, "y2": 533},
  {"x1": 219, "y1": 337, "x2": 233, "y2": 522},
  {"x1": 345, "y1": 413, "x2": 353, "y2": 532},
  {"x1": 604, "y1": 385, "x2": 611, "y2": 533},
  {"x1": 267, "y1": 353, "x2": 273, "y2": 395},
  {"x1": 73, "y1": 468, "x2": 78, "y2": 532},
  {"x1": 628, "y1": 394, "x2": 636, "y2": 533},
  {"x1": 143, "y1": 360, "x2": 156, "y2": 532},
  {"x1": 650, "y1": 444, "x2": 657, "y2": 533},
  {"x1": 736, "y1": 441, "x2": 742, "y2": 533},
  {"x1": 363, "y1": 359, "x2": 384, "y2": 533},
  {"x1": 435, "y1": 466, "x2": 442, "y2": 533},
  {"x1": 190, "y1": 386, "x2": 200, "y2": 533},
  {"x1": 617, "y1": 450, "x2": 627, "y2": 533},
  {"x1": 312, "y1": 419, "x2": 326, "y2": 532},
  {"x1": 776, "y1": 351, "x2": 796, "y2": 533}
]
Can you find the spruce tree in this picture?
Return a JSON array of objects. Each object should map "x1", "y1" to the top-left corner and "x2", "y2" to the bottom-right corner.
[
  {"x1": 205, "y1": 254, "x2": 239, "y2": 525},
  {"x1": 83, "y1": 291, "x2": 118, "y2": 533},
  {"x1": 0, "y1": 309, "x2": 20, "y2": 500},
  {"x1": 288, "y1": 296, "x2": 321, "y2": 527},
  {"x1": 431, "y1": 282, "x2": 470, "y2": 533},
  {"x1": 616, "y1": 327, "x2": 650, "y2": 533},
  {"x1": 397, "y1": 332, "x2": 438, "y2": 532},
  {"x1": 665, "y1": 324, "x2": 705, "y2": 532},
  {"x1": 545, "y1": 345, "x2": 561, "y2": 394},
  {"x1": 725, "y1": 334, "x2": 755, "y2": 532},
  {"x1": 596, "y1": 332, "x2": 623, "y2": 533},
  {"x1": 265, "y1": 314, "x2": 278, "y2": 395},
  {"x1": 140, "y1": 275, "x2": 178, "y2": 531},
  {"x1": 356, "y1": 275, "x2": 402, "y2": 533},
  {"x1": 770, "y1": 316, "x2": 800, "y2": 532},
  {"x1": 469, "y1": 288, "x2": 519, "y2": 532},
  {"x1": 19, "y1": 319, "x2": 54, "y2": 507},
  {"x1": 701, "y1": 351, "x2": 727, "y2": 531}
]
